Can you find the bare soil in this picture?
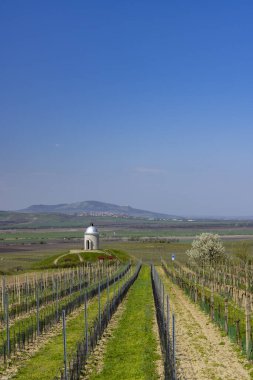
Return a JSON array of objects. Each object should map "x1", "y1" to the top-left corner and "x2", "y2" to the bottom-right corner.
[
  {"x1": 158, "y1": 267, "x2": 252, "y2": 380},
  {"x1": 152, "y1": 310, "x2": 164, "y2": 379}
]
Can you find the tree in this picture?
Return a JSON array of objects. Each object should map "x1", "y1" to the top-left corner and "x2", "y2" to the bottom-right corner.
[
  {"x1": 186, "y1": 233, "x2": 225, "y2": 268},
  {"x1": 187, "y1": 233, "x2": 225, "y2": 319}
]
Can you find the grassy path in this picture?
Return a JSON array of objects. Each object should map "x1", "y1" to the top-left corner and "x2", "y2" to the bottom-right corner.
[
  {"x1": 9, "y1": 272, "x2": 131, "y2": 380},
  {"x1": 157, "y1": 266, "x2": 252, "y2": 380},
  {"x1": 87, "y1": 266, "x2": 161, "y2": 380}
]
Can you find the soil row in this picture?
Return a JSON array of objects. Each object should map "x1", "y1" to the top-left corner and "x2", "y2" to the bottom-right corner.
[{"x1": 157, "y1": 266, "x2": 251, "y2": 380}]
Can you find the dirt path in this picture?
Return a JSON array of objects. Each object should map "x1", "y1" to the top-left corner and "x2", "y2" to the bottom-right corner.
[
  {"x1": 157, "y1": 267, "x2": 252, "y2": 380},
  {"x1": 54, "y1": 251, "x2": 83, "y2": 265}
]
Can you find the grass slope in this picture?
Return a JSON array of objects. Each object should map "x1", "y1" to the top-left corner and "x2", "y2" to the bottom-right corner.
[
  {"x1": 89, "y1": 266, "x2": 160, "y2": 380},
  {"x1": 33, "y1": 249, "x2": 130, "y2": 269}
]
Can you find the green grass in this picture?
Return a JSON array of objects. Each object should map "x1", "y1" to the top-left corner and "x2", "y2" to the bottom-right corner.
[
  {"x1": 80, "y1": 250, "x2": 115, "y2": 261},
  {"x1": 31, "y1": 251, "x2": 69, "y2": 269},
  {"x1": 103, "y1": 248, "x2": 131, "y2": 262},
  {"x1": 12, "y1": 269, "x2": 132, "y2": 380},
  {"x1": 101, "y1": 240, "x2": 191, "y2": 264},
  {"x1": 89, "y1": 266, "x2": 160, "y2": 380},
  {"x1": 33, "y1": 249, "x2": 130, "y2": 270},
  {"x1": 0, "y1": 250, "x2": 66, "y2": 274},
  {"x1": 0, "y1": 231, "x2": 83, "y2": 242}
]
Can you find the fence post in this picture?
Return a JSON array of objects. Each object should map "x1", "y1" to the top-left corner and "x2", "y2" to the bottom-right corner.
[
  {"x1": 194, "y1": 274, "x2": 198, "y2": 303},
  {"x1": 236, "y1": 319, "x2": 240, "y2": 344},
  {"x1": 224, "y1": 298, "x2": 228, "y2": 334},
  {"x1": 6, "y1": 292, "x2": 10, "y2": 357},
  {"x1": 159, "y1": 277, "x2": 162, "y2": 302},
  {"x1": 56, "y1": 277, "x2": 59, "y2": 321},
  {"x1": 172, "y1": 313, "x2": 176, "y2": 380},
  {"x1": 62, "y1": 310, "x2": 68, "y2": 380},
  {"x1": 245, "y1": 264, "x2": 251, "y2": 359},
  {"x1": 107, "y1": 276, "x2": 110, "y2": 321},
  {"x1": 79, "y1": 267, "x2": 81, "y2": 292},
  {"x1": 84, "y1": 292, "x2": 88, "y2": 355},
  {"x1": 36, "y1": 283, "x2": 40, "y2": 336},
  {"x1": 25, "y1": 276, "x2": 28, "y2": 312},
  {"x1": 162, "y1": 284, "x2": 165, "y2": 329},
  {"x1": 210, "y1": 282, "x2": 214, "y2": 321},
  {"x1": 2, "y1": 276, "x2": 5, "y2": 315},
  {"x1": 70, "y1": 269, "x2": 72, "y2": 295},
  {"x1": 166, "y1": 294, "x2": 170, "y2": 346},
  {"x1": 98, "y1": 281, "x2": 101, "y2": 333}
]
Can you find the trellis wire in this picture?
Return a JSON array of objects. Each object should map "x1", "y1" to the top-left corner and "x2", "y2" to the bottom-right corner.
[
  {"x1": 0, "y1": 261, "x2": 120, "y2": 324},
  {"x1": 55, "y1": 262, "x2": 142, "y2": 380},
  {"x1": 0, "y1": 263, "x2": 131, "y2": 364},
  {"x1": 161, "y1": 259, "x2": 253, "y2": 360},
  {"x1": 151, "y1": 265, "x2": 176, "y2": 380}
]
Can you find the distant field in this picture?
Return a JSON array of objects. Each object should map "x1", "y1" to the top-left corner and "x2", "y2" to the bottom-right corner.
[
  {"x1": 2, "y1": 211, "x2": 253, "y2": 233},
  {"x1": 1, "y1": 233, "x2": 253, "y2": 273},
  {"x1": 1, "y1": 216, "x2": 253, "y2": 273},
  {"x1": 0, "y1": 230, "x2": 83, "y2": 242},
  {"x1": 2, "y1": 224, "x2": 253, "y2": 242}
]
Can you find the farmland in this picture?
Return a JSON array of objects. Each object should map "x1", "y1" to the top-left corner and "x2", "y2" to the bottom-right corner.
[{"x1": 1, "y1": 221, "x2": 253, "y2": 379}]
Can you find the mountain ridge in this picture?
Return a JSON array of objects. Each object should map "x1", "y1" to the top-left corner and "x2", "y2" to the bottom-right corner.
[{"x1": 19, "y1": 200, "x2": 177, "y2": 219}]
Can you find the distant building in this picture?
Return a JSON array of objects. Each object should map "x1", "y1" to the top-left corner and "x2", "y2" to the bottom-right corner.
[{"x1": 84, "y1": 223, "x2": 99, "y2": 250}]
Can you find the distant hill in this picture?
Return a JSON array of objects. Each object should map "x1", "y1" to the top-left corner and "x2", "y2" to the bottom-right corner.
[
  {"x1": 20, "y1": 200, "x2": 176, "y2": 219},
  {"x1": 1, "y1": 205, "x2": 253, "y2": 230}
]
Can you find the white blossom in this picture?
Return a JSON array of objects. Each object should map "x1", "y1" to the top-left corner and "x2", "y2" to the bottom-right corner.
[{"x1": 186, "y1": 233, "x2": 225, "y2": 267}]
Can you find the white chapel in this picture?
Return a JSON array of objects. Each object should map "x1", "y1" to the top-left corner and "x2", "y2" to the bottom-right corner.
[{"x1": 84, "y1": 223, "x2": 99, "y2": 250}]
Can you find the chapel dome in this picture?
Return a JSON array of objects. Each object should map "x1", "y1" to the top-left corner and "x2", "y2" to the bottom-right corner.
[{"x1": 85, "y1": 225, "x2": 99, "y2": 235}]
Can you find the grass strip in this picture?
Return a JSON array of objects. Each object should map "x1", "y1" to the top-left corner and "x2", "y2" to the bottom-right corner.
[
  {"x1": 0, "y1": 264, "x2": 129, "y2": 361},
  {"x1": 89, "y1": 266, "x2": 160, "y2": 380},
  {"x1": 11, "y1": 270, "x2": 132, "y2": 380}
]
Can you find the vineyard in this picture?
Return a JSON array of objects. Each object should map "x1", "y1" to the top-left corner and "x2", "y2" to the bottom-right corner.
[
  {"x1": 161, "y1": 254, "x2": 253, "y2": 360},
  {"x1": 1, "y1": 242, "x2": 253, "y2": 379},
  {"x1": 0, "y1": 248, "x2": 180, "y2": 380}
]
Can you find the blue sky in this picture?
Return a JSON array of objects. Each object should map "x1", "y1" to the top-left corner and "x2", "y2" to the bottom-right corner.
[{"x1": 1, "y1": 1, "x2": 253, "y2": 216}]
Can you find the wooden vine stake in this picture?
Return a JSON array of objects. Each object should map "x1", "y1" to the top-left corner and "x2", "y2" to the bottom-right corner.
[
  {"x1": 172, "y1": 313, "x2": 176, "y2": 380},
  {"x1": 210, "y1": 279, "x2": 214, "y2": 321},
  {"x1": 201, "y1": 266, "x2": 205, "y2": 304},
  {"x1": 62, "y1": 310, "x2": 68, "y2": 380},
  {"x1": 6, "y1": 292, "x2": 10, "y2": 357},
  {"x1": 224, "y1": 298, "x2": 228, "y2": 334},
  {"x1": 84, "y1": 292, "x2": 88, "y2": 355},
  {"x1": 194, "y1": 273, "x2": 198, "y2": 303},
  {"x1": 245, "y1": 262, "x2": 251, "y2": 359}
]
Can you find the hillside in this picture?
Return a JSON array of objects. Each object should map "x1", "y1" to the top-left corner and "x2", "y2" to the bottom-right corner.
[{"x1": 19, "y1": 200, "x2": 175, "y2": 219}]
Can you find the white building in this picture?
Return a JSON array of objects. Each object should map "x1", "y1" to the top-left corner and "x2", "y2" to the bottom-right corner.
[{"x1": 84, "y1": 223, "x2": 99, "y2": 250}]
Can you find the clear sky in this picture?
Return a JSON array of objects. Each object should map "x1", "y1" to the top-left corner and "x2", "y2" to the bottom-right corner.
[{"x1": 1, "y1": 1, "x2": 253, "y2": 216}]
